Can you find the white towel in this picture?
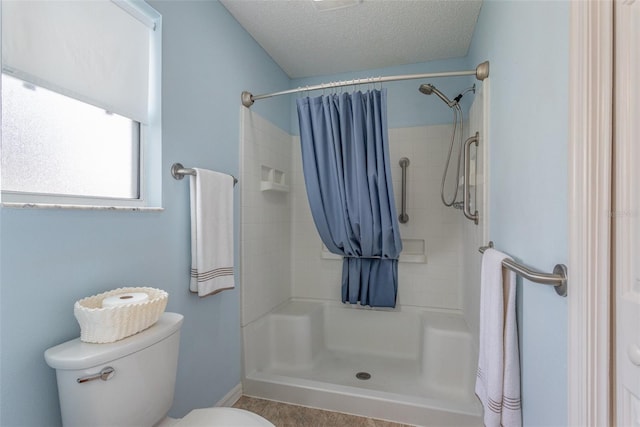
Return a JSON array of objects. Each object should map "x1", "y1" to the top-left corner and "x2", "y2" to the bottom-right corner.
[
  {"x1": 475, "y1": 248, "x2": 522, "y2": 427},
  {"x1": 189, "y1": 168, "x2": 235, "y2": 297}
]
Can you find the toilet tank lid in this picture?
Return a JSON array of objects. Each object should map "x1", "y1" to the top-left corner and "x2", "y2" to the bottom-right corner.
[{"x1": 44, "y1": 312, "x2": 184, "y2": 370}]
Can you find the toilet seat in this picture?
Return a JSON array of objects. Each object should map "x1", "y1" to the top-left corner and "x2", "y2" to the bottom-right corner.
[{"x1": 175, "y1": 408, "x2": 274, "y2": 427}]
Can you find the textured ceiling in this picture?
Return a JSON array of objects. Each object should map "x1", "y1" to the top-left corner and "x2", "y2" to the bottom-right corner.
[{"x1": 220, "y1": 0, "x2": 483, "y2": 79}]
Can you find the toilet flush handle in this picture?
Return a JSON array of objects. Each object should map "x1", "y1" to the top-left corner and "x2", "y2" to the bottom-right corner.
[{"x1": 77, "y1": 366, "x2": 115, "y2": 384}]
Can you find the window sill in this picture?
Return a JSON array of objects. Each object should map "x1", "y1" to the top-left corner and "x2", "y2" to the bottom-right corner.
[{"x1": 1, "y1": 202, "x2": 164, "y2": 212}]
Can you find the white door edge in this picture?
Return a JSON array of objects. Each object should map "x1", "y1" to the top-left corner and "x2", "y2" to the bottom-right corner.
[{"x1": 567, "y1": 1, "x2": 613, "y2": 425}]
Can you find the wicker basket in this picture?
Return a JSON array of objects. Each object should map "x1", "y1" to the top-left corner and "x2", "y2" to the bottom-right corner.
[{"x1": 74, "y1": 287, "x2": 168, "y2": 343}]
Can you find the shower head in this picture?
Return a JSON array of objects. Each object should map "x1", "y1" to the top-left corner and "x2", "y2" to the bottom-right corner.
[
  {"x1": 418, "y1": 83, "x2": 435, "y2": 95},
  {"x1": 418, "y1": 83, "x2": 457, "y2": 108}
]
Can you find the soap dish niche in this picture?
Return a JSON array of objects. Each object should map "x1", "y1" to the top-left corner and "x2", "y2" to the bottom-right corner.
[{"x1": 261, "y1": 165, "x2": 289, "y2": 192}]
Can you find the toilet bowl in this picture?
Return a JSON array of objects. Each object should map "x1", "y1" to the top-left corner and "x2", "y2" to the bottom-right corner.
[
  {"x1": 172, "y1": 408, "x2": 273, "y2": 426},
  {"x1": 159, "y1": 408, "x2": 273, "y2": 427},
  {"x1": 44, "y1": 312, "x2": 273, "y2": 427}
]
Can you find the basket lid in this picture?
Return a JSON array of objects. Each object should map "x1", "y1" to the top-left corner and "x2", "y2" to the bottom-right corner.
[{"x1": 44, "y1": 312, "x2": 183, "y2": 370}]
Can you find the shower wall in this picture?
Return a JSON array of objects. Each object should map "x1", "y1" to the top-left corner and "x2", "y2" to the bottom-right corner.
[
  {"x1": 241, "y1": 88, "x2": 486, "y2": 320},
  {"x1": 240, "y1": 108, "x2": 292, "y2": 326},
  {"x1": 291, "y1": 125, "x2": 467, "y2": 311},
  {"x1": 461, "y1": 81, "x2": 489, "y2": 348}
]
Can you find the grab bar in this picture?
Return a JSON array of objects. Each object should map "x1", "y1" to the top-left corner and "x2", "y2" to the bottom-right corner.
[
  {"x1": 463, "y1": 132, "x2": 479, "y2": 224},
  {"x1": 398, "y1": 157, "x2": 409, "y2": 224},
  {"x1": 479, "y1": 241, "x2": 568, "y2": 297}
]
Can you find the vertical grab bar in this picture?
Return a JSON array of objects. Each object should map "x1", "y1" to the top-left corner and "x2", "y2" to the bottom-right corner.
[
  {"x1": 398, "y1": 157, "x2": 410, "y2": 224},
  {"x1": 463, "y1": 132, "x2": 479, "y2": 224}
]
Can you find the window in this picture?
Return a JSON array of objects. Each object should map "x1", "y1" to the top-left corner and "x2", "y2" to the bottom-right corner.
[
  {"x1": 0, "y1": 0, "x2": 162, "y2": 209},
  {"x1": 2, "y1": 74, "x2": 141, "y2": 199}
]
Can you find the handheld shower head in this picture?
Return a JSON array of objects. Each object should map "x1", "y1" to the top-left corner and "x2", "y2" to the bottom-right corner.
[
  {"x1": 418, "y1": 83, "x2": 435, "y2": 95},
  {"x1": 418, "y1": 83, "x2": 456, "y2": 108}
]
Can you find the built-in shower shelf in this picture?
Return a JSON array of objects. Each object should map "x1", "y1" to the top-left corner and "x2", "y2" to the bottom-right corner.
[
  {"x1": 260, "y1": 181, "x2": 290, "y2": 192},
  {"x1": 399, "y1": 239, "x2": 427, "y2": 263},
  {"x1": 260, "y1": 165, "x2": 289, "y2": 192},
  {"x1": 321, "y1": 239, "x2": 426, "y2": 263}
]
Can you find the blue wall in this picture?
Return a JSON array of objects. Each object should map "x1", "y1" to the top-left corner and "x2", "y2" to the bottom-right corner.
[
  {"x1": 0, "y1": 1, "x2": 290, "y2": 425},
  {"x1": 0, "y1": 1, "x2": 571, "y2": 425},
  {"x1": 468, "y1": 1, "x2": 569, "y2": 425}
]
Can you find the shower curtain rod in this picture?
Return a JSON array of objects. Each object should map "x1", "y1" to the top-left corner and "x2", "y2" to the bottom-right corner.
[{"x1": 241, "y1": 61, "x2": 489, "y2": 108}]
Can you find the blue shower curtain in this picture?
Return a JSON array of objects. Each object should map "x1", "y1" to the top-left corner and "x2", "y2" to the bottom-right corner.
[{"x1": 296, "y1": 89, "x2": 402, "y2": 308}]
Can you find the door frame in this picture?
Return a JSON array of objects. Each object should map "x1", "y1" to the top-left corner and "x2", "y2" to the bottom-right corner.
[{"x1": 567, "y1": 0, "x2": 613, "y2": 425}]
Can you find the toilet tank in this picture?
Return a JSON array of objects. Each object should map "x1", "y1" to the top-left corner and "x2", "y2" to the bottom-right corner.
[{"x1": 45, "y1": 312, "x2": 184, "y2": 427}]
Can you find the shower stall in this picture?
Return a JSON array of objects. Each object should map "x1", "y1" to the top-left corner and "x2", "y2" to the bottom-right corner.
[{"x1": 239, "y1": 75, "x2": 489, "y2": 426}]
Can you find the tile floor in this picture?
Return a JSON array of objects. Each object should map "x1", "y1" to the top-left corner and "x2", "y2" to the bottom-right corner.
[{"x1": 233, "y1": 396, "x2": 413, "y2": 427}]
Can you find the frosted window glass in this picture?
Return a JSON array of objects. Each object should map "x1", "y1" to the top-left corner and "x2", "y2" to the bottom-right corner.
[{"x1": 1, "y1": 73, "x2": 139, "y2": 199}]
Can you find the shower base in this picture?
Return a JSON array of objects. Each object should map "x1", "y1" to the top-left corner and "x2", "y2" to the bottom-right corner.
[{"x1": 242, "y1": 300, "x2": 483, "y2": 426}]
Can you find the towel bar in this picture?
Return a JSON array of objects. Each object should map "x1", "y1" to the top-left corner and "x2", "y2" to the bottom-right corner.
[
  {"x1": 171, "y1": 163, "x2": 238, "y2": 185},
  {"x1": 478, "y1": 241, "x2": 568, "y2": 297}
]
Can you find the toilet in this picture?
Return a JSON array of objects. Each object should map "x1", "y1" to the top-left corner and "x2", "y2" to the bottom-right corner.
[{"x1": 44, "y1": 312, "x2": 273, "y2": 427}]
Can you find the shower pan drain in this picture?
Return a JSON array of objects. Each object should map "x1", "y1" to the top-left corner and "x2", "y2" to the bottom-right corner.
[{"x1": 355, "y1": 372, "x2": 371, "y2": 380}]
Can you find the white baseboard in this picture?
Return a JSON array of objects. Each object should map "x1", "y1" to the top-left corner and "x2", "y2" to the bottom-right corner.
[{"x1": 215, "y1": 383, "x2": 243, "y2": 407}]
